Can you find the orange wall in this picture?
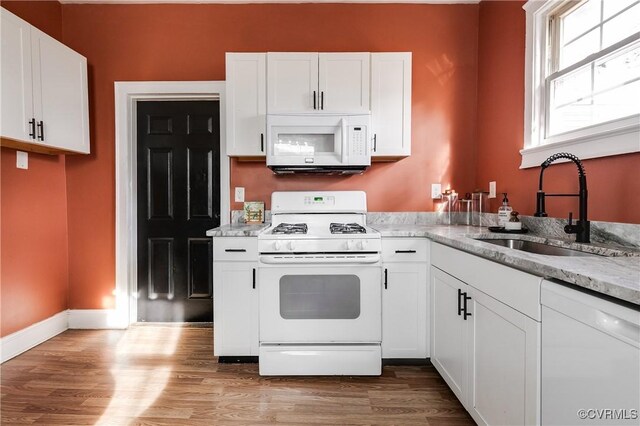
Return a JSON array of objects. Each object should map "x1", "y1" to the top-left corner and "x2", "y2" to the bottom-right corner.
[
  {"x1": 61, "y1": 3, "x2": 479, "y2": 309},
  {"x1": 476, "y1": 0, "x2": 640, "y2": 223},
  {"x1": 1, "y1": 1, "x2": 68, "y2": 337}
]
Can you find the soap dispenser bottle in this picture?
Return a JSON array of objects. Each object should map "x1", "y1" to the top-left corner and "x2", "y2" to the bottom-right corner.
[{"x1": 498, "y1": 193, "x2": 513, "y2": 226}]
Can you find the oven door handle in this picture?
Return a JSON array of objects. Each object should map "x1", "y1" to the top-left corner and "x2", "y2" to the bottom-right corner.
[{"x1": 259, "y1": 255, "x2": 380, "y2": 264}]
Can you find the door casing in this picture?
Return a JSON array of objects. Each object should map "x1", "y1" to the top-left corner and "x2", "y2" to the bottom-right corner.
[{"x1": 115, "y1": 81, "x2": 229, "y2": 327}]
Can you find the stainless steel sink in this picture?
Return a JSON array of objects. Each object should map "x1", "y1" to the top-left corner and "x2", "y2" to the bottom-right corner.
[{"x1": 476, "y1": 238, "x2": 596, "y2": 257}]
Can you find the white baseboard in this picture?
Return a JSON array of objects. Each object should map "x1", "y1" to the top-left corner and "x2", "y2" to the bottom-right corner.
[
  {"x1": 0, "y1": 311, "x2": 69, "y2": 363},
  {"x1": 68, "y1": 309, "x2": 127, "y2": 329}
]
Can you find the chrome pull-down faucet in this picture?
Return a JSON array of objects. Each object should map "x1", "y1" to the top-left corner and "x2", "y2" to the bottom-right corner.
[{"x1": 534, "y1": 152, "x2": 590, "y2": 243}]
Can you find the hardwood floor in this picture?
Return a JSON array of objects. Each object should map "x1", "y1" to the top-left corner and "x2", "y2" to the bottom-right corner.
[{"x1": 1, "y1": 326, "x2": 474, "y2": 425}]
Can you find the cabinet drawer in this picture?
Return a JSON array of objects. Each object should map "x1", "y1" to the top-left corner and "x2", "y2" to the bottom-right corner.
[
  {"x1": 213, "y1": 237, "x2": 258, "y2": 261},
  {"x1": 382, "y1": 238, "x2": 429, "y2": 262}
]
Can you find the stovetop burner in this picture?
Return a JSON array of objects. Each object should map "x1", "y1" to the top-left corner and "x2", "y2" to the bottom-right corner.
[
  {"x1": 272, "y1": 223, "x2": 308, "y2": 235},
  {"x1": 330, "y1": 223, "x2": 367, "y2": 234}
]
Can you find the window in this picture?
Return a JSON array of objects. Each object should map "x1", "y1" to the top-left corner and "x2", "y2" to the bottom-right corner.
[{"x1": 522, "y1": 0, "x2": 640, "y2": 168}]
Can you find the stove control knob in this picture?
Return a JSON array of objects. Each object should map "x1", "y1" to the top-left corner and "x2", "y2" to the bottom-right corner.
[
  {"x1": 288, "y1": 241, "x2": 296, "y2": 251},
  {"x1": 346, "y1": 240, "x2": 355, "y2": 250},
  {"x1": 358, "y1": 240, "x2": 367, "y2": 250},
  {"x1": 274, "y1": 241, "x2": 282, "y2": 251}
]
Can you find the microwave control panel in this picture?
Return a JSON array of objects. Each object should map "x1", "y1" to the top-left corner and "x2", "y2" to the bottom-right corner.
[{"x1": 349, "y1": 126, "x2": 367, "y2": 158}]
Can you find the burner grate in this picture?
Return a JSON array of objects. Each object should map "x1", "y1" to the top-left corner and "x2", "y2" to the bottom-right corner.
[
  {"x1": 330, "y1": 223, "x2": 367, "y2": 234},
  {"x1": 272, "y1": 223, "x2": 308, "y2": 235}
]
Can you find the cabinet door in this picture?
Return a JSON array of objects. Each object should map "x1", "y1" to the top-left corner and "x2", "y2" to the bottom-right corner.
[
  {"x1": 318, "y1": 53, "x2": 370, "y2": 113},
  {"x1": 431, "y1": 267, "x2": 468, "y2": 404},
  {"x1": 32, "y1": 27, "x2": 90, "y2": 153},
  {"x1": 226, "y1": 53, "x2": 266, "y2": 157},
  {"x1": 382, "y1": 262, "x2": 428, "y2": 358},
  {"x1": 371, "y1": 53, "x2": 412, "y2": 157},
  {"x1": 467, "y1": 287, "x2": 540, "y2": 426},
  {"x1": 267, "y1": 52, "x2": 318, "y2": 113},
  {"x1": 1, "y1": 9, "x2": 34, "y2": 142},
  {"x1": 213, "y1": 261, "x2": 258, "y2": 356}
]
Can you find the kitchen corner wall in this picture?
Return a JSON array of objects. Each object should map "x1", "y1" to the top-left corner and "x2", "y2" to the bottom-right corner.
[
  {"x1": 1, "y1": 1, "x2": 69, "y2": 337},
  {"x1": 476, "y1": 0, "x2": 640, "y2": 223}
]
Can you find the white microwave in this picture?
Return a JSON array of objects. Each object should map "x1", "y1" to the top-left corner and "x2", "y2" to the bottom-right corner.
[{"x1": 266, "y1": 113, "x2": 371, "y2": 175}]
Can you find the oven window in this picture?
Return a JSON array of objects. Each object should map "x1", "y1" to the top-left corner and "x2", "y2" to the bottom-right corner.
[{"x1": 279, "y1": 275, "x2": 360, "y2": 319}]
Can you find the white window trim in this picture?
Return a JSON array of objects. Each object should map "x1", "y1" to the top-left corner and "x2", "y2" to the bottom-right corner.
[{"x1": 521, "y1": 0, "x2": 640, "y2": 169}]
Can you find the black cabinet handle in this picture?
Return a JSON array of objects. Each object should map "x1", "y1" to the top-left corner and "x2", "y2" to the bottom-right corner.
[
  {"x1": 37, "y1": 121, "x2": 44, "y2": 141},
  {"x1": 457, "y1": 288, "x2": 464, "y2": 316},
  {"x1": 463, "y1": 293, "x2": 472, "y2": 320},
  {"x1": 395, "y1": 250, "x2": 416, "y2": 254},
  {"x1": 313, "y1": 91, "x2": 317, "y2": 110},
  {"x1": 260, "y1": 133, "x2": 264, "y2": 152},
  {"x1": 384, "y1": 268, "x2": 388, "y2": 290},
  {"x1": 28, "y1": 119, "x2": 36, "y2": 139},
  {"x1": 373, "y1": 134, "x2": 377, "y2": 152},
  {"x1": 224, "y1": 248, "x2": 246, "y2": 252},
  {"x1": 320, "y1": 91, "x2": 324, "y2": 110},
  {"x1": 252, "y1": 268, "x2": 256, "y2": 289}
]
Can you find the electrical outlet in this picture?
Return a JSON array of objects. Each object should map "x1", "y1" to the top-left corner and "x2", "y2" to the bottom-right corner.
[
  {"x1": 234, "y1": 187, "x2": 245, "y2": 203},
  {"x1": 489, "y1": 181, "x2": 497, "y2": 198},
  {"x1": 431, "y1": 183, "x2": 442, "y2": 199},
  {"x1": 16, "y1": 151, "x2": 28, "y2": 170}
]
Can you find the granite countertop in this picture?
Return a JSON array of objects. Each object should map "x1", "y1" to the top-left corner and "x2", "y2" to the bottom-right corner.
[
  {"x1": 372, "y1": 224, "x2": 640, "y2": 305},
  {"x1": 206, "y1": 223, "x2": 270, "y2": 237}
]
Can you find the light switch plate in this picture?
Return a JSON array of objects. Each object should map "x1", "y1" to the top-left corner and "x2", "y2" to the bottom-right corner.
[
  {"x1": 489, "y1": 181, "x2": 497, "y2": 198},
  {"x1": 431, "y1": 183, "x2": 442, "y2": 199},
  {"x1": 234, "y1": 187, "x2": 245, "y2": 203},
  {"x1": 16, "y1": 151, "x2": 28, "y2": 169}
]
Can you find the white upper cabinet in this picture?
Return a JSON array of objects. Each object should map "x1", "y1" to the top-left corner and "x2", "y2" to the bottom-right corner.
[
  {"x1": 225, "y1": 53, "x2": 266, "y2": 156},
  {"x1": 318, "y1": 53, "x2": 370, "y2": 113},
  {"x1": 267, "y1": 53, "x2": 318, "y2": 113},
  {"x1": 32, "y1": 27, "x2": 89, "y2": 154},
  {"x1": 0, "y1": 8, "x2": 90, "y2": 154},
  {"x1": 371, "y1": 53, "x2": 412, "y2": 157},
  {"x1": 1, "y1": 8, "x2": 34, "y2": 142},
  {"x1": 267, "y1": 52, "x2": 370, "y2": 114}
]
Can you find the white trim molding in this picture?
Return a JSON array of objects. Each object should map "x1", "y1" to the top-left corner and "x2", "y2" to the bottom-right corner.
[
  {"x1": 521, "y1": 0, "x2": 640, "y2": 169},
  {"x1": 115, "y1": 81, "x2": 229, "y2": 328},
  {"x1": 0, "y1": 311, "x2": 68, "y2": 363},
  {"x1": 68, "y1": 309, "x2": 123, "y2": 329}
]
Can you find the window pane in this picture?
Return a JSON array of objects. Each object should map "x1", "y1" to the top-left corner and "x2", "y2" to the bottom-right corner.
[
  {"x1": 562, "y1": 0, "x2": 602, "y2": 43},
  {"x1": 552, "y1": 66, "x2": 592, "y2": 107},
  {"x1": 594, "y1": 41, "x2": 640, "y2": 93},
  {"x1": 602, "y1": 3, "x2": 640, "y2": 48},
  {"x1": 603, "y1": 0, "x2": 638, "y2": 19},
  {"x1": 592, "y1": 79, "x2": 640, "y2": 123},
  {"x1": 561, "y1": 28, "x2": 600, "y2": 68}
]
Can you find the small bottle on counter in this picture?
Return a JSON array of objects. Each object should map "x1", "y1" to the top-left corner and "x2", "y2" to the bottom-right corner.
[
  {"x1": 497, "y1": 193, "x2": 513, "y2": 227},
  {"x1": 505, "y1": 211, "x2": 522, "y2": 230}
]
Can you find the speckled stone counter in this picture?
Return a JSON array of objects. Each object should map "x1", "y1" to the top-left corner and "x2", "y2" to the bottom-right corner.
[
  {"x1": 206, "y1": 223, "x2": 270, "y2": 237},
  {"x1": 372, "y1": 224, "x2": 640, "y2": 305}
]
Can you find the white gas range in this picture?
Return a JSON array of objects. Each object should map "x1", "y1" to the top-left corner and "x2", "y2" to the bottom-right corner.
[{"x1": 257, "y1": 191, "x2": 382, "y2": 376}]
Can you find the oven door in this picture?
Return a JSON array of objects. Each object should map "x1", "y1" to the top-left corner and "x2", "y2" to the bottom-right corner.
[{"x1": 258, "y1": 262, "x2": 381, "y2": 344}]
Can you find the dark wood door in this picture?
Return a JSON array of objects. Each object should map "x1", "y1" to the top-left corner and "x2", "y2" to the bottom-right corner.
[{"x1": 137, "y1": 101, "x2": 220, "y2": 322}]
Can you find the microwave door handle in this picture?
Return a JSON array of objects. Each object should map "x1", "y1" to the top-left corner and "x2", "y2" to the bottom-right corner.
[{"x1": 340, "y1": 118, "x2": 347, "y2": 164}]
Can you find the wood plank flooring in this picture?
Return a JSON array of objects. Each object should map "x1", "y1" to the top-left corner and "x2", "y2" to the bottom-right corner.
[{"x1": 1, "y1": 326, "x2": 474, "y2": 425}]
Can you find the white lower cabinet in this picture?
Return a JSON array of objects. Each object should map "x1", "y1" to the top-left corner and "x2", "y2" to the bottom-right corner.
[
  {"x1": 431, "y1": 242, "x2": 541, "y2": 425},
  {"x1": 212, "y1": 238, "x2": 258, "y2": 356},
  {"x1": 467, "y1": 286, "x2": 540, "y2": 426},
  {"x1": 431, "y1": 267, "x2": 468, "y2": 401},
  {"x1": 381, "y1": 238, "x2": 429, "y2": 359}
]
